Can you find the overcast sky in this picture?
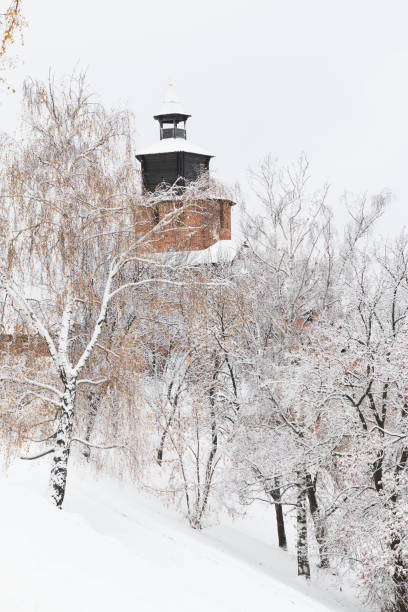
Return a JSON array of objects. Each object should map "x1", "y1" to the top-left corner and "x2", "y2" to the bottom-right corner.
[{"x1": 1, "y1": 0, "x2": 408, "y2": 237}]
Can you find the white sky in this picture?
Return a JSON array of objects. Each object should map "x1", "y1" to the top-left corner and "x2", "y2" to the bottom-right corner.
[{"x1": 1, "y1": 0, "x2": 408, "y2": 237}]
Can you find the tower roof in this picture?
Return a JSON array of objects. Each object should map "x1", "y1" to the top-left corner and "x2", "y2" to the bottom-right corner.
[
  {"x1": 137, "y1": 83, "x2": 214, "y2": 158},
  {"x1": 136, "y1": 137, "x2": 213, "y2": 158},
  {"x1": 154, "y1": 83, "x2": 191, "y2": 120}
]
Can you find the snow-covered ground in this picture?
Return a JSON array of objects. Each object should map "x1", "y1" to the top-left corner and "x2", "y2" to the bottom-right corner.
[{"x1": 0, "y1": 463, "x2": 364, "y2": 612}]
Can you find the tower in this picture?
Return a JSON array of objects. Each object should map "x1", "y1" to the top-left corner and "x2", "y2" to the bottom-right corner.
[
  {"x1": 136, "y1": 83, "x2": 213, "y2": 192},
  {"x1": 136, "y1": 84, "x2": 234, "y2": 253}
]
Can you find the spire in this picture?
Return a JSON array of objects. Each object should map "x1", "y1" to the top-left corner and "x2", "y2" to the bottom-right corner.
[{"x1": 154, "y1": 83, "x2": 191, "y2": 120}]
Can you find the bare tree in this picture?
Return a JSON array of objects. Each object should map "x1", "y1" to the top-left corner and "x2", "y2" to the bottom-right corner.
[
  {"x1": 143, "y1": 262, "x2": 236, "y2": 529},
  {"x1": 0, "y1": 0, "x2": 25, "y2": 92}
]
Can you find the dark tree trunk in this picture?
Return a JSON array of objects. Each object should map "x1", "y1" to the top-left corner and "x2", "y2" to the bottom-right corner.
[
  {"x1": 297, "y1": 473, "x2": 310, "y2": 579},
  {"x1": 156, "y1": 398, "x2": 178, "y2": 466},
  {"x1": 373, "y1": 449, "x2": 384, "y2": 493},
  {"x1": 267, "y1": 477, "x2": 287, "y2": 550},
  {"x1": 274, "y1": 499, "x2": 287, "y2": 551},
  {"x1": 305, "y1": 472, "x2": 329, "y2": 568}
]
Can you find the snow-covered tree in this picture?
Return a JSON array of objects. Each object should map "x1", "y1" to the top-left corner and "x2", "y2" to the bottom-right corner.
[
  {"x1": 304, "y1": 234, "x2": 408, "y2": 611},
  {"x1": 0, "y1": 72, "x2": 220, "y2": 508},
  {"x1": 142, "y1": 261, "x2": 238, "y2": 528},
  {"x1": 232, "y1": 156, "x2": 389, "y2": 583}
]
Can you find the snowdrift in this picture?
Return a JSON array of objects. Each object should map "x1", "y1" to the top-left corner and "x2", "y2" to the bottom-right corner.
[{"x1": 0, "y1": 464, "x2": 363, "y2": 612}]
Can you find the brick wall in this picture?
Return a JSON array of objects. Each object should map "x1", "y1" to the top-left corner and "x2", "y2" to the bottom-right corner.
[{"x1": 136, "y1": 198, "x2": 234, "y2": 253}]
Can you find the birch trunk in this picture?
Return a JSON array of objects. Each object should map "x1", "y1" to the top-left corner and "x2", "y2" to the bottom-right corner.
[
  {"x1": 50, "y1": 385, "x2": 76, "y2": 508},
  {"x1": 297, "y1": 472, "x2": 310, "y2": 579}
]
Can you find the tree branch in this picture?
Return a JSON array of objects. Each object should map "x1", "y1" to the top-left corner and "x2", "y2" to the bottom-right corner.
[
  {"x1": 71, "y1": 437, "x2": 126, "y2": 450},
  {"x1": 20, "y1": 448, "x2": 54, "y2": 460}
]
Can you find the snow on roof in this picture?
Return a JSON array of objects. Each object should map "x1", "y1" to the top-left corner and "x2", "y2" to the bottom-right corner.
[
  {"x1": 155, "y1": 83, "x2": 190, "y2": 117},
  {"x1": 192, "y1": 240, "x2": 239, "y2": 264},
  {"x1": 137, "y1": 137, "x2": 214, "y2": 157},
  {"x1": 156, "y1": 240, "x2": 240, "y2": 265}
]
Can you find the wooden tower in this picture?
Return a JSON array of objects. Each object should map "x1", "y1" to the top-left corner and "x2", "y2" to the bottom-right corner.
[{"x1": 136, "y1": 84, "x2": 234, "y2": 253}]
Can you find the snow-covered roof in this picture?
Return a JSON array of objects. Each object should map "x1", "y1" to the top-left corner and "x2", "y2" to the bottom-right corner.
[
  {"x1": 155, "y1": 83, "x2": 190, "y2": 117},
  {"x1": 137, "y1": 137, "x2": 213, "y2": 157},
  {"x1": 191, "y1": 240, "x2": 239, "y2": 264},
  {"x1": 154, "y1": 240, "x2": 240, "y2": 265}
]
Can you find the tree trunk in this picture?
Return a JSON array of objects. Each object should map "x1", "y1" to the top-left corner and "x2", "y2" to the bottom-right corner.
[
  {"x1": 83, "y1": 391, "x2": 99, "y2": 462},
  {"x1": 193, "y1": 407, "x2": 217, "y2": 529},
  {"x1": 50, "y1": 386, "x2": 75, "y2": 508},
  {"x1": 193, "y1": 359, "x2": 219, "y2": 530},
  {"x1": 157, "y1": 397, "x2": 178, "y2": 466},
  {"x1": 372, "y1": 449, "x2": 384, "y2": 493},
  {"x1": 305, "y1": 472, "x2": 329, "y2": 568},
  {"x1": 297, "y1": 473, "x2": 310, "y2": 579},
  {"x1": 267, "y1": 477, "x2": 287, "y2": 550}
]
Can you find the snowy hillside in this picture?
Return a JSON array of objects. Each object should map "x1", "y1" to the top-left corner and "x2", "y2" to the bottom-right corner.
[{"x1": 0, "y1": 464, "x2": 364, "y2": 612}]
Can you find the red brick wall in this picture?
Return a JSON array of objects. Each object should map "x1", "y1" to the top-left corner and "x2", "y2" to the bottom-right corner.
[{"x1": 136, "y1": 198, "x2": 234, "y2": 253}]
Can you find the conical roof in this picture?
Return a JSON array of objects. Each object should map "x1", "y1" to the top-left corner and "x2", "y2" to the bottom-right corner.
[{"x1": 154, "y1": 83, "x2": 191, "y2": 119}]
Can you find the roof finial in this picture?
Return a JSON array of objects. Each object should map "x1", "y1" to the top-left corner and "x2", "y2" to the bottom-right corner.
[{"x1": 155, "y1": 82, "x2": 190, "y2": 119}]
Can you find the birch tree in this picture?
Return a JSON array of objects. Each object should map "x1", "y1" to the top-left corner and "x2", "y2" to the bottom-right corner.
[{"x1": 0, "y1": 72, "x2": 219, "y2": 508}]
